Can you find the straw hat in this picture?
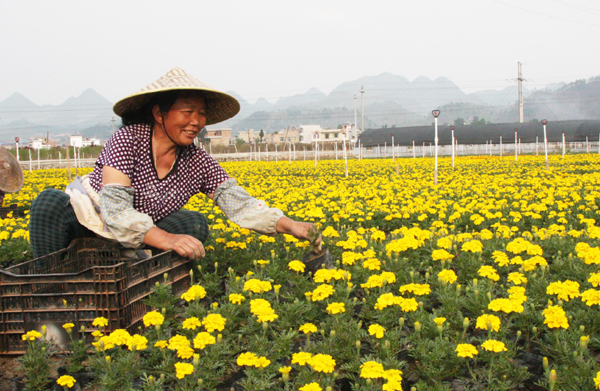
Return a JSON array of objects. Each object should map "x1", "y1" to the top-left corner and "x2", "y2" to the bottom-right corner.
[
  {"x1": 113, "y1": 67, "x2": 240, "y2": 125},
  {"x1": 0, "y1": 148, "x2": 24, "y2": 193}
]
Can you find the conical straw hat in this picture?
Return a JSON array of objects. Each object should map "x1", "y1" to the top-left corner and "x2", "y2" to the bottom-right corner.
[
  {"x1": 113, "y1": 67, "x2": 240, "y2": 125},
  {"x1": 0, "y1": 148, "x2": 24, "y2": 193}
]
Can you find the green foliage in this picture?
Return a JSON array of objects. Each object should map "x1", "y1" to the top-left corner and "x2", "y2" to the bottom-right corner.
[{"x1": 0, "y1": 238, "x2": 33, "y2": 268}]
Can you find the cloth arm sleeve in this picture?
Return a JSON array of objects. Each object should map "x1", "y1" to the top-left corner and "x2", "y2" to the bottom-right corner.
[
  {"x1": 99, "y1": 185, "x2": 155, "y2": 249},
  {"x1": 213, "y1": 178, "x2": 283, "y2": 235}
]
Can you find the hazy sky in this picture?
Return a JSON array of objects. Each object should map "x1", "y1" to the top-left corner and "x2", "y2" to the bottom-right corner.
[{"x1": 1, "y1": 0, "x2": 599, "y2": 106}]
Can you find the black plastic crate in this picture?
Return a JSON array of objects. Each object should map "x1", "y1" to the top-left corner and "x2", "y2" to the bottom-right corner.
[{"x1": 0, "y1": 238, "x2": 192, "y2": 355}]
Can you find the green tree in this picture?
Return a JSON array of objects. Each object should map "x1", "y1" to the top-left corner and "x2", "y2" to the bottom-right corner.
[
  {"x1": 454, "y1": 118, "x2": 466, "y2": 126},
  {"x1": 259, "y1": 129, "x2": 265, "y2": 143}
]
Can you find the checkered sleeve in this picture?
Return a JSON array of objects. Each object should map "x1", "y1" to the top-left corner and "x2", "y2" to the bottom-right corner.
[{"x1": 95, "y1": 129, "x2": 136, "y2": 179}]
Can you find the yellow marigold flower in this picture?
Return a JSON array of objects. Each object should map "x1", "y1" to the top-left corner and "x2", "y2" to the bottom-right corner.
[
  {"x1": 481, "y1": 339, "x2": 507, "y2": 353},
  {"x1": 462, "y1": 240, "x2": 483, "y2": 253},
  {"x1": 292, "y1": 352, "x2": 313, "y2": 365},
  {"x1": 143, "y1": 311, "x2": 164, "y2": 327},
  {"x1": 176, "y1": 346, "x2": 195, "y2": 359},
  {"x1": 228, "y1": 293, "x2": 245, "y2": 304},
  {"x1": 594, "y1": 370, "x2": 600, "y2": 389},
  {"x1": 368, "y1": 324, "x2": 386, "y2": 338},
  {"x1": 92, "y1": 317, "x2": 109, "y2": 328},
  {"x1": 193, "y1": 332, "x2": 216, "y2": 349},
  {"x1": 308, "y1": 353, "x2": 336, "y2": 373},
  {"x1": 154, "y1": 340, "x2": 168, "y2": 348},
  {"x1": 92, "y1": 336, "x2": 115, "y2": 351},
  {"x1": 126, "y1": 334, "x2": 148, "y2": 351},
  {"x1": 361, "y1": 274, "x2": 384, "y2": 289},
  {"x1": 182, "y1": 317, "x2": 202, "y2": 330},
  {"x1": 202, "y1": 314, "x2": 226, "y2": 332},
  {"x1": 543, "y1": 305, "x2": 569, "y2": 329},
  {"x1": 488, "y1": 298, "x2": 523, "y2": 313},
  {"x1": 437, "y1": 236, "x2": 453, "y2": 249},
  {"x1": 299, "y1": 323, "x2": 318, "y2": 334},
  {"x1": 174, "y1": 362, "x2": 194, "y2": 379},
  {"x1": 288, "y1": 260, "x2": 305, "y2": 273},
  {"x1": 589, "y1": 272, "x2": 600, "y2": 288},
  {"x1": 456, "y1": 343, "x2": 478, "y2": 358},
  {"x1": 181, "y1": 285, "x2": 206, "y2": 301},
  {"x1": 109, "y1": 329, "x2": 131, "y2": 346},
  {"x1": 399, "y1": 283, "x2": 431, "y2": 296},
  {"x1": 326, "y1": 302, "x2": 346, "y2": 314},
  {"x1": 167, "y1": 335, "x2": 190, "y2": 351},
  {"x1": 56, "y1": 375, "x2": 76, "y2": 388},
  {"x1": 310, "y1": 284, "x2": 335, "y2": 301},
  {"x1": 432, "y1": 249, "x2": 454, "y2": 261},
  {"x1": 299, "y1": 383, "x2": 322, "y2": 391},
  {"x1": 382, "y1": 368, "x2": 403, "y2": 381},
  {"x1": 243, "y1": 279, "x2": 273, "y2": 293},
  {"x1": 255, "y1": 356, "x2": 271, "y2": 368},
  {"x1": 492, "y1": 251, "x2": 510, "y2": 266},
  {"x1": 507, "y1": 272, "x2": 527, "y2": 285},
  {"x1": 438, "y1": 269, "x2": 457, "y2": 284},
  {"x1": 397, "y1": 297, "x2": 419, "y2": 312},
  {"x1": 62, "y1": 323, "x2": 75, "y2": 331},
  {"x1": 433, "y1": 317, "x2": 446, "y2": 326},
  {"x1": 91, "y1": 331, "x2": 103, "y2": 338},
  {"x1": 546, "y1": 280, "x2": 580, "y2": 301},
  {"x1": 374, "y1": 293, "x2": 398, "y2": 310},
  {"x1": 279, "y1": 366, "x2": 292, "y2": 374},
  {"x1": 360, "y1": 361, "x2": 385, "y2": 378},
  {"x1": 257, "y1": 259, "x2": 269, "y2": 265},
  {"x1": 237, "y1": 352, "x2": 259, "y2": 366},
  {"x1": 362, "y1": 258, "x2": 381, "y2": 270},
  {"x1": 478, "y1": 265, "x2": 500, "y2": 281},
  {"x1": 322, "y1": 226, "x2": 340, "y2": 237},
  {"x1": 476, "y1": 314, "x2": 501, "y2": 332},
  {"x1": 581, "y1": 289, "x2": 600, "y2": 306}
]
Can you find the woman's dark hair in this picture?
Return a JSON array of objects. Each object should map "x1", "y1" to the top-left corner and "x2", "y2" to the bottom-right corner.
[{"x1": 120, "y1": 90, "x2": 206, "y2": 128}]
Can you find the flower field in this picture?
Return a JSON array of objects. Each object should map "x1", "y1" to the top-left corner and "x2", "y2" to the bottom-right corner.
[{"x1": 5, "y1": 154, "x2": 600, "y2": 390}]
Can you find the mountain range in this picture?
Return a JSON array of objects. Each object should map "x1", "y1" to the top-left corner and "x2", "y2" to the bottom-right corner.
[{"x1": 1, "y1": 72, "x2": 597, "y2": 143}]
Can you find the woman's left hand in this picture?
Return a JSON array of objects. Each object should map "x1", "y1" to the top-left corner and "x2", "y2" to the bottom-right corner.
[{"x1": 276, "y1": 216, "x2": 322, "y2": 247}]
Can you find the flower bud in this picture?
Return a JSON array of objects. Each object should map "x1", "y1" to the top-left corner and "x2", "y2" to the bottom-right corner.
[
  {"x1": 463, "y1": 318, "x2": 470, "y2": 329},
  {"x1": 549, "y1": 369, "x2": 557, "y2": 387},
  {"x1": 160, "y1": 374, "x2": 165, "y2": 381},
  {"x1": 356, "y1": 340, "x2": 361, "y2": 350},
  {"x1": 330, "y1": 330, "x2": 336, "y2": 338},
  {"x1": 41, "y1": 325, "x2": 47, "y2": 338},
  {"x1": 532, "y1": 326, "x2": 538, "y2": 334},
  {"x1": 148, "y1": 376, "x2": 155, "y2": 386},
  {"x1": 384, "y1": 340, "x2": 391, "y2": 350},
  {"x1": 580, "y1": 325, "x2": 586, "y2": 333},
  {"x1": 418, "y1": 301, "x2": 424, "y2": 311},
  {"x1": 217, "y1": 334, "x2": 223, "y2": 343},
  {"x1": 580, "y1": 335, "x2": 590, "y2": 350},
  {"x1": 212, "y1": 302, "x2": 219, "y2": 311},
  {"x1": 326, "y1": 387, "x2": 333, "y2": 391},
  {"x1": 198, "y1": 379, "x2": 203, "y2": 387},
  {"x1": 262, "y1": 322, "x2": 269, "y2": 332},
  {"x1": 516, "y1": 330, "x2": 522, "y2": 339},
  {"x1": 414, "y1": 321, "x2": 421, "y2": 333},
  {"x1": 399, "y1": 317, "x2": 405, "y2": 328},
  {"x1": 456, "y1": 284, "x2": 462, "y2": 294},
  {"x1": 105, "y1": 355, "x2": 111, "y2": 364},
  {"x1": 474, "y1": 289, "x2": 479, "y2": 297},
  {"x1": 473, "y1": 278, "x2": 478, "y2": 286},
  {"x1": 155, "y1": 281, "x2": 160, "y2": 288},
  {"x1": 543, "y1": 357, "x2": 549, "y2": 371},
  {"x1": 163, "y1": 273, "x2": 168, "y2": 282}
]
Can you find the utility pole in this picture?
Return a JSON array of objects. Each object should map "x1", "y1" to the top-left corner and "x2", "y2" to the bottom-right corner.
[
  {"x1": 360, "y1": 86, "x2": 365, "y2": 134},
  {"x1": 518, "y1": 62, "x2": 524, "y2": 123},
  {"x1": 111, "y1": 116, "x2": 116, "y2": 134},
  {"x1": 354, "y1": 94, "x2": 357, "y2": 132}
]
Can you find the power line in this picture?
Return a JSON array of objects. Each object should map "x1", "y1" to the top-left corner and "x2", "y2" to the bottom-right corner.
[{"x1": 490, "y1": 0, "x2": 600, "y2": 26}]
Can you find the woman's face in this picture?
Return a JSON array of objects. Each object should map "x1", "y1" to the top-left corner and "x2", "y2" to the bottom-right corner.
[{"x1": 156, "y1": 94, "x2": 207, "y2": 146}]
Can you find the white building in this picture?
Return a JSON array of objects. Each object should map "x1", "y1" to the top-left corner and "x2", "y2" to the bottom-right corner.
[
  {"x1": 299, "y1": 123, "x2": 359, "y2": 144},
  {"x1": 29, "y1": 138, "x2": 51, "y2": 150},
  {"x1": 70, "y1": 134, "x2": 101, "y2": 147},
  {"x1": 237, "y1": 129, "x2": 256, "y2": 143}
]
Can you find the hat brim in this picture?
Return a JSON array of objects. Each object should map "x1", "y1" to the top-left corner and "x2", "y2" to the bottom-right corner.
[{"x1": 113, "y1": 87, "x2": 240, "y2": 126}]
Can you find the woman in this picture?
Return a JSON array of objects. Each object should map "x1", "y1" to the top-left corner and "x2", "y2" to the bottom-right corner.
[{"x1": 29, "y1": 67, "x2": 318, "y2": 259}]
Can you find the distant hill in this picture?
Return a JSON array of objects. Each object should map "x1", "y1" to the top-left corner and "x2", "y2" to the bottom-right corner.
[{"x1": 1, "y1": 74, "x2": 598, "y2": 142}]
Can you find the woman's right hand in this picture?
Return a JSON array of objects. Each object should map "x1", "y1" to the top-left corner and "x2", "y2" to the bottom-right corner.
[
  {"x1": 165, "y1": 233, "x2": 206, "y2": 259},
  {"x1": 144, "y1": 227, "x2": 205, "y2": 259}
]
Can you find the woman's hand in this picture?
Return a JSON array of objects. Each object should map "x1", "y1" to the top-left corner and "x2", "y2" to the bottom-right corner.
[
  {"x1": 276, "y1": 216, "x2": 322, "y2": 248},
  {"x1": 144, "y1": 227, "x2": 205, "y2": 259}
]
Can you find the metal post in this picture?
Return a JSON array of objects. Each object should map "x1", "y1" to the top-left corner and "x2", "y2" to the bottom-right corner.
[
  {"x1": 536, "y1": 135, "x2": 539, "y2": 156},
  {"x1": 432, "y1": 110, "x2": 440, "y2": 185},
  {"x1": 288, "y1": 142, "x2": 291, "y2": 164},
  {"x1": 37, "y1": 148, "x2": 40, "y2": 170},
  {"x1": 343, "y1": 133, "x2": 348, "y2": 178},
  {"x1": 451, "y1": 127, "x2": 455, "y2": 167},
  {"x1": 587, "y1": 135, "x2": 590, "y2": 153},
  {"x1": 514, "y1": 129, "x2": 518, "y2": 161},
  {"x1": 500, "y1": 136, "x2": 503, "y2": 157},
  {"x1": 392, "y1": 134, "x2": 395, "y2": 162},
  {"x1": 542, "y1": 120, "x2": 549, "y2": 170},
  {"x1": 28, "y1": 149, "x2": 32, "y2": 173},
  {"x1": 562, "y1": 131, "x2": 566, "y2": 158}
]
